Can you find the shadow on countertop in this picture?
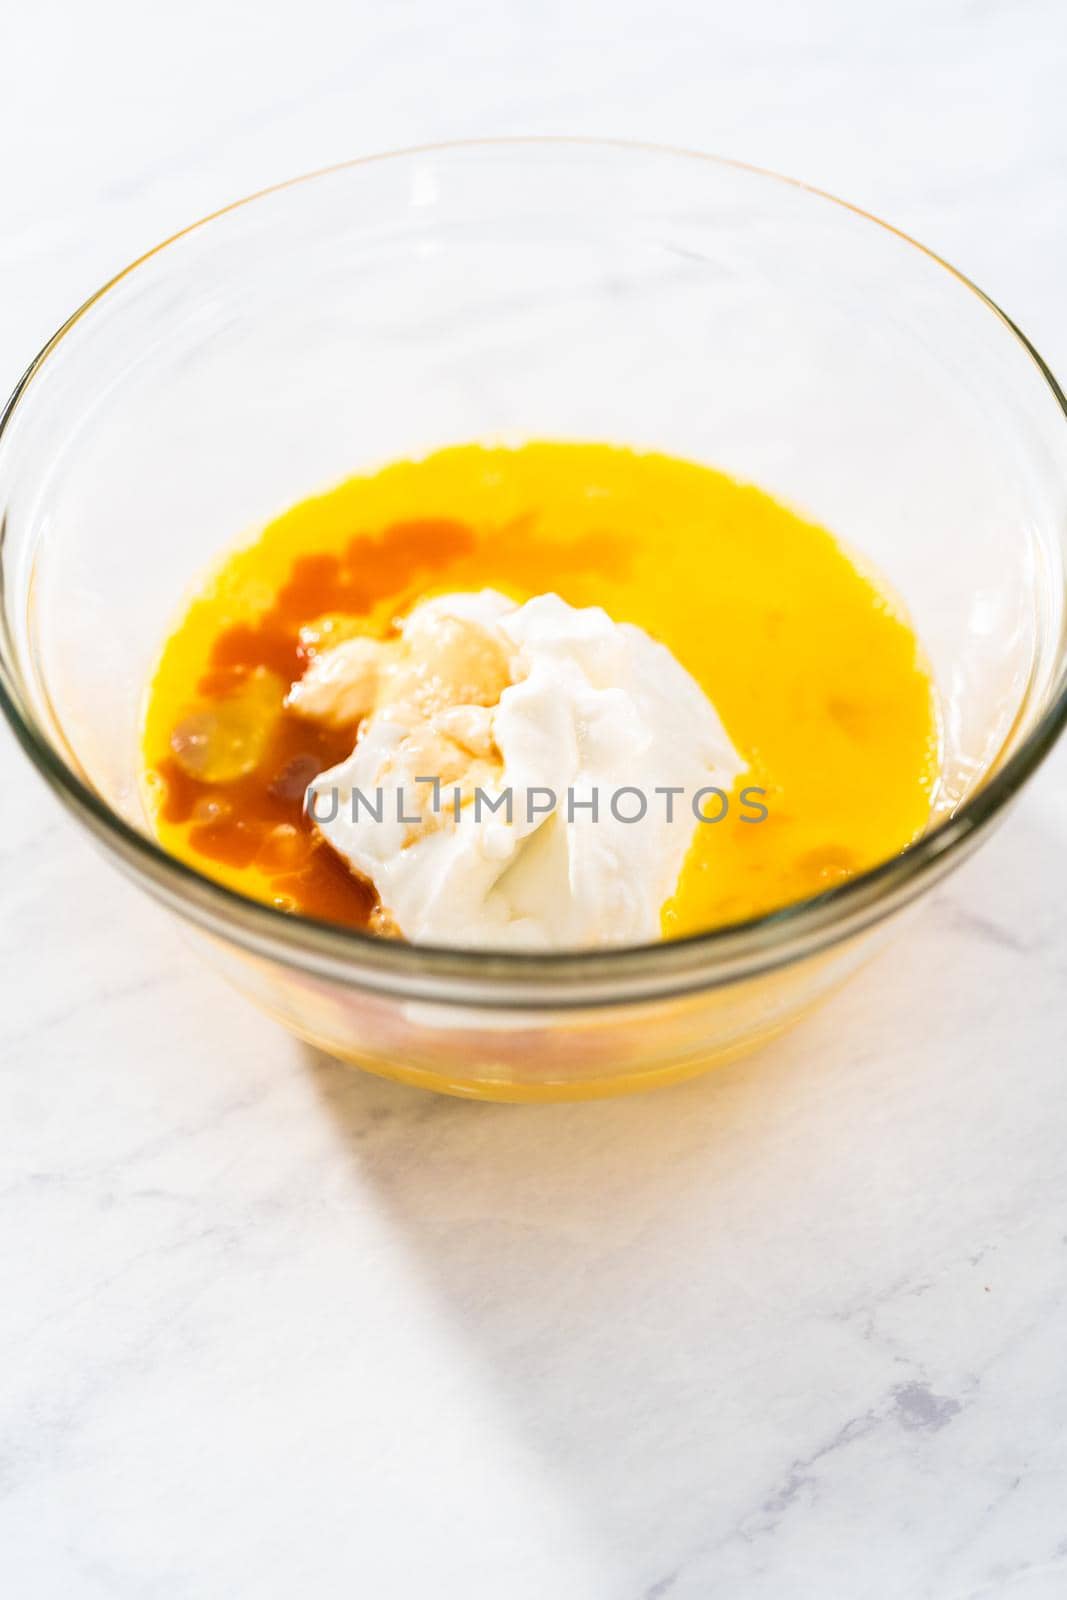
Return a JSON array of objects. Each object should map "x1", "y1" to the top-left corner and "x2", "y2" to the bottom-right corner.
[{"x1": 297, "y1": 790, "x2": 1066, "y2": 1588}]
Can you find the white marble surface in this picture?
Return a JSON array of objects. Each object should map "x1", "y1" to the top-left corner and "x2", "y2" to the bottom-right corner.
[{"x1": 2, "y1": 2, "x2": 1067, "y2": 1594}]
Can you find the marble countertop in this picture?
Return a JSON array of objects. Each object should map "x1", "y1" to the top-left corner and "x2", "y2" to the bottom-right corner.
[{"x1": 2, "y1": 2, "x2": 1066, "y2": 1595}]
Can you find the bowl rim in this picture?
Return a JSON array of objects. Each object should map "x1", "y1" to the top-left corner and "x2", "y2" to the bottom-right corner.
[{"x1": 2, "y1": 135, "x2": 1066, "y2": 1008}]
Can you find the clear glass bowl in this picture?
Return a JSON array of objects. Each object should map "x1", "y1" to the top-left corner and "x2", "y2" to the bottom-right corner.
[{"x1": 1, "y1": 140, "x2": 1065, "y2": 1100}]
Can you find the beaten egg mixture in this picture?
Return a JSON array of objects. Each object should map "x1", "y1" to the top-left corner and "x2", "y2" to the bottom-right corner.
[{"x1": 141, "y1": 443, "x2": 939, "y2": 942}]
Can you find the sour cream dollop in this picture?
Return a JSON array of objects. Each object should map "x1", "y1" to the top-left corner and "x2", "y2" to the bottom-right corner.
[{"x1": 287, "y1": 591, "x2": 742, "y2": 949}]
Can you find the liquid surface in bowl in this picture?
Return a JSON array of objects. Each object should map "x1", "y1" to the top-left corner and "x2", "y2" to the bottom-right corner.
[{"x1": 141, "y1": 442, "x2": 939, "y2": 939}]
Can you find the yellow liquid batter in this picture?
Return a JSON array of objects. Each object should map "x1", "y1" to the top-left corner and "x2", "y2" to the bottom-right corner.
[{"x1": 142, "y1": 442, "x2": 939, "y2": 938}]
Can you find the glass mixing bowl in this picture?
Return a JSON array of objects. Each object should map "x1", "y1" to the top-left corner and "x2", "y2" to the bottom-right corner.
[{"x1": 1, "y1": 140, "x2": 1065, "y2": 1100}]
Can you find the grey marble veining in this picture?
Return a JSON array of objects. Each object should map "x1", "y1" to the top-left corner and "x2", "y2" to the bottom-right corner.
[{"x1": 2, "y1": 2, "x2": 1067, "y2": 1595}]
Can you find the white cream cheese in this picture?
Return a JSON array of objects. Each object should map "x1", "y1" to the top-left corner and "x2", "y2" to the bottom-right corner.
[{"x1": 288, "y1": 591, "x2": 743, "y2": 949}]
